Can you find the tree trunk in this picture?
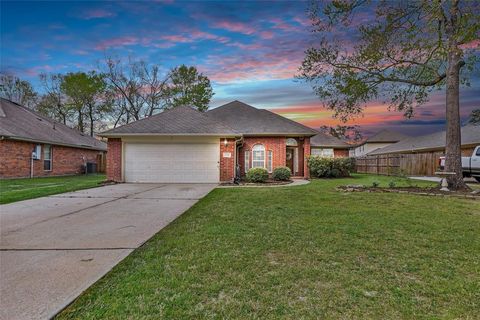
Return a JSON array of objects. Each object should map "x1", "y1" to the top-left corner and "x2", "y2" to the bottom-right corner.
[
  {"x1": 78, "y1": 109, "x2": 84, "y2": 133},
  {"x1": 444, "y1": 0, "x2": 467, "y2": 190}
]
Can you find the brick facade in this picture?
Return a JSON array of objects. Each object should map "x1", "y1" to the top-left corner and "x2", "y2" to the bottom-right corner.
[
  {"x1": 106, "y1": 138, "x2": 122, "y2": 182},
  {"x1": 239, "y1": 137, "x2": 286, "y2": 176},
  {"x1": 303, "y1": 137, "x2": 310, "y2": 179},
  {"x1": 237, "y1": 137, "x2": 310, "y2": 178},
  {"x1": 219, "y1": 138, "x2": 236, "y2": 182},
  {"x1": 0, "y1": 139, "x2": 103, "y2": 179},
  {"x1": 333, "y1": 149, "x2": 349, "y2": 158}
]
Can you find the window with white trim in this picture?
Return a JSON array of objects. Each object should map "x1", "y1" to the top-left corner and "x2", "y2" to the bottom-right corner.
[
  {"x1": 311, "y1": 148, "x2": 334, "y2": 158},
  {"x1": 252, "y1": 144, "x2": 265, "y2": 168},
  {"x1": 267, "y1": 150, "x2": 273, "y2": 173},
  {"x1": 43, "y1": 145, "x2": 52, "y2": 171},
  {"x1": 244, "y1": 150, "x2": 250, "y2": 172}
]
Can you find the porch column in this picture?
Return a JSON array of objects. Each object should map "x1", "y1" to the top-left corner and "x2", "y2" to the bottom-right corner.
[{"x1": 303, "y1": 137, "x2": 310, "y2": 179}]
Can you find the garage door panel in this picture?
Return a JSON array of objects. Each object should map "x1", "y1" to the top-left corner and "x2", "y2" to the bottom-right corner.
[{"x1": 124, "y1": 143, "x2": 220, "y2": 183}]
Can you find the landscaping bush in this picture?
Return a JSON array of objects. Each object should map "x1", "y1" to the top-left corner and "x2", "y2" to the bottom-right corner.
[
  {"x1": 307, "y1": 156, "x2": 352, "y2": 178},
  {"x1": 272, "y1": 166, "x2": 291, "y2": 181},
  {"x1": 246, "y1": 167, "x2": 269, "y2": 183}
]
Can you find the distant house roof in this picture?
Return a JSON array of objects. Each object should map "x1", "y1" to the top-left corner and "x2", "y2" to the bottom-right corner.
[
  {"x1": 0, "y1": 98, "x2": 106, "y2": 151},
  {"x1": 364, "y1": 129, "x2": 410, "y2": 143},
  {"x1": 100, "y1": 105, "x2": 238, "y2": 137},
  {"x1": 207, "y1": 101, "x2": 318, "y2": 136},
  {"x1": 310, "y1": 132, "x2": 350, "y2": 148},
  {"x1": 369, "y1": 125, "x2": 480, "y2": 155}
]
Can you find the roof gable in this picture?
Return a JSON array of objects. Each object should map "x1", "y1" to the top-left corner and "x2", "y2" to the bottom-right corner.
[
  {"x1": 207, "y1": 101, "x2": 318, "y2": 136},
  {"x1": 310, "y1": 132, "x2": 350, "y2": 148},
  {"x1": 100, "y1": 105, "x2": 238, "y2": 136},
  {"x1": 366, "y1": 129, "x2": 410, "y2": 143},
  {"x1": 0, "y1": 98, "x2": 106, "y2": 151}
]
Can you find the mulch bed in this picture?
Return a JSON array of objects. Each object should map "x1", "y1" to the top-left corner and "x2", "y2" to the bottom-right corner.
[
  {"x1": 220, "y1": 180, "x2": 293, "y2": 187},
  {"x1": 337, "y1": 185, "x2": 480, "y2": 200}
]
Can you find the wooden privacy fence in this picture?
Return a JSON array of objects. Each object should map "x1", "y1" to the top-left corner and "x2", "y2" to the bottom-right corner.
[{"x1": 356, "y1": 152, "x2": 444, "y2": 176}]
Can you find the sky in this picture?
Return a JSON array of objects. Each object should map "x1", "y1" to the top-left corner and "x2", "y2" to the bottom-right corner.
[{"x1": 1, "y1": 0, "x2": 479, "y2": 137}]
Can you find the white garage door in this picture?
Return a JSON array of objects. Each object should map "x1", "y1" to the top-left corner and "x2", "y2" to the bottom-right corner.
[{"x1": 124, "y1": 143, "x2": 220, "y2": 183}]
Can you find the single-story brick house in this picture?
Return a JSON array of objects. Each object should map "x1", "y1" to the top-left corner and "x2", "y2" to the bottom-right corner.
[
  {"x1": 0, "y1": 98, "x2": 107, "y2": 179},
  {"x1": 310, "y1": 132, "x2": 351, "y2": 158},
  {"x1": 100, "y1": 101, "x2": 319, "y2": 183}
]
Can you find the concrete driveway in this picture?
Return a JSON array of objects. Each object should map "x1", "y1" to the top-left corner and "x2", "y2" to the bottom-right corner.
[{"x1": 0, "y1": 183, "x2": 216, "y2": 320}]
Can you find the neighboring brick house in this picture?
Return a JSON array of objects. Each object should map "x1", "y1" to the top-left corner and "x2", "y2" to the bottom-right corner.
[
  {"x1": 0, "y1": 98, "x2": 107, "y2": 179},
  {"x1": 310, "y1": 132, "x2": 351, "y2": 158},
  {"x1": 100, "y1": 101, "x2": 318, "y2": 183}
]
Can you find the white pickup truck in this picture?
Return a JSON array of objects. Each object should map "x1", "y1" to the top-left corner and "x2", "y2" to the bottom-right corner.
[{"x1": 439, "y1": 145, "x2": 480, "y2": 182}]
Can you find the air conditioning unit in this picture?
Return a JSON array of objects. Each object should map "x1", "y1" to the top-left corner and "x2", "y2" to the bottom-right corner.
[{"x1": 32, "y1": 145, "x2": 41, "y2": 160}]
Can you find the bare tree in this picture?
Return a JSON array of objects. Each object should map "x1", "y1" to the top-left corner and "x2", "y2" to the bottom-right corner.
[
  {"x1": 0, "y1": 73, "x2": 38, "y2": 108},
  {"x1": 38, "y1": 73, "x2": 70, "y2": 124}
]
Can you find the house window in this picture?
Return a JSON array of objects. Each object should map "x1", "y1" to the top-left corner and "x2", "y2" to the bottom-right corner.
[
  {"x1": 252, "y1": 144, "x2": 265, "y2": 168},
  {"x1": 311, "y1": 148, "x2": 334, "y2": 158},
  {"x1": 43, "y1": 145, "x2": 52, "y2": 171},
  {"x1": 286, "y1": 138, "x2": 298, "y2": 146},
  {"x1": 244, "y1": 150, "x2": 250, "y2": 173},
  {"x1": 267, "y1": 150, "x2": 273, "y2": 173}
]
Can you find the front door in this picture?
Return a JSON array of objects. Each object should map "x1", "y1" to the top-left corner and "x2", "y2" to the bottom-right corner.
[{"x1": 286, "y1": 148, "x2": 294, "y2": 173}]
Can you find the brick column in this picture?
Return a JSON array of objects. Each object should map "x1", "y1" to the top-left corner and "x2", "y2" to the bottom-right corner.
[
  {"x1": 106, "y1": 138, "x2": 122, "y2": 182},
  {"x1": 219, "y1": 138, "x2": 235, "y2": 182},
  {"x1": 303, "y1": 137, "x2": 310, "y2": 179}
]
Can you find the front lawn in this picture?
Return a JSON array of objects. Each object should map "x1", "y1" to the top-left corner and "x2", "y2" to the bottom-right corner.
[
  {"x1": 0, "y1": 174, "x2": 106, "y2": 204},
  {"x1": 58, "y1": 174, "x2": 480, "y2": 319}
]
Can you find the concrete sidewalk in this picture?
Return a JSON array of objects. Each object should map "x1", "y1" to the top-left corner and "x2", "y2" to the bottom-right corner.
[{"x1": 0, "y1": 183, "x2": 216, "y2": 320}]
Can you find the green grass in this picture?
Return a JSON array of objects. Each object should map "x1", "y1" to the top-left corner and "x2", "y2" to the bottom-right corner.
[
  {"x1": 57, "y1": 174, "x2": 480, "y2": 319},
  {"x1": 0, "y1": 174, "x2": 106, "y2": 204}
]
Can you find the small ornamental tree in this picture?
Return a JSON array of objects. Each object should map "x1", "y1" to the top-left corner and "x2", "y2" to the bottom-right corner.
[{"x1": 299, "y1": 0, "x2": 479, "y2": 190}]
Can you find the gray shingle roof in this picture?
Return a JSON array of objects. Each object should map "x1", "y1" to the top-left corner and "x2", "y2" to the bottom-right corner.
[
  {"x1": 100, "y1": 105, "x2": 239, "y2": 136},
  {"x1": 0, "y1": 98, "x2": 106, "y2": 151},
  {"x1": 366, "y1": 129, "x2": 410, "y2": 143},
  {"x1": 310, "y1": 132, "x2": 350, "y2": 148},
  {"x1": 369, "y1": 125, "x2": 480, "y2": 155},
  {"x1": 207, "y1": 101, "x2": 318, "y2": 136}
]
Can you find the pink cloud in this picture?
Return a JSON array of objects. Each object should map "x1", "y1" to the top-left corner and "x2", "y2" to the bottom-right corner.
[
  {"x1": 260, "y1": 31, "x2": 274, "y2": 39},
  {"x1": 460, "y1": 39, "x2": 480, "y2": 50},
  {"x1": 202, "y1": 54, "x2": 301, "y2": 83},
  {"x1": 213, "y1": 20, "x2": 256, "y2": 35},
  {"x1": 82, "y1": 8, "x2": 116, "y2": 20},
  {"x1": 95, "y1": 36, "x2": 140, "y2": 50},
  {"x1": 269, "y1": 18, "x2": 300, "y2": 32}
]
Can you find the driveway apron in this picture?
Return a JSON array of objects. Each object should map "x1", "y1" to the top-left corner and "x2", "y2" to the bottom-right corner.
[{"x1": 0, "y1": 183, "x2": 216, "y2": 320}]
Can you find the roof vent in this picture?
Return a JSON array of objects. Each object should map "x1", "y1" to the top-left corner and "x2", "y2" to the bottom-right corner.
[
  {"x1": 37, "y1": 117, "x2": 43, "y2": 121},
  {"x1": 0, "y1": 104, "x2": 5, "y2": 117}
]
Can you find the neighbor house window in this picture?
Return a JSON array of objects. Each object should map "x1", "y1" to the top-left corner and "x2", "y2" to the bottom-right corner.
[
  {"x1": 267, "y1": 150, "x2": 273, "y2": 173},
  {"x1": 244, "y1": 150, "x2": 250, "y2": 173},
  {"x1": 252, "y1": 144, "x2": 265, "y2": 168},
  {"x1": 43, "y1": 145, "x2": 52, "y2": 171},
  {"x1": 311, "y1": 148, "x2": 334, "y2": 158}
]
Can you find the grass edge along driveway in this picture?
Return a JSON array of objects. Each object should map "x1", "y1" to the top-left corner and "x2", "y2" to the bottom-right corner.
[
  {"x1": 0, "y1": 174, "x2": 106, "y2": 204},
  {"x1": 56, "y1": 174, "x2": 480, "y2": 319}
]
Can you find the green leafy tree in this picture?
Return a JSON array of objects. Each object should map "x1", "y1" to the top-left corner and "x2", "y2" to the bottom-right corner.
[
  {"x1": 0, "y1": 74, "x2": 38, "y2": 108},
  {"x1": 165, "y1": 65, "x2": 214, "y2": 112},
  {"x1": 60, "y1": 72, "x2": 110, "y2": 136},
  {"x1": 320, "y1": 125, "x2": 363, "y2": 142},
  {"x1": 299, "y1": 0, "x2": 479, "y2": 189}
]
